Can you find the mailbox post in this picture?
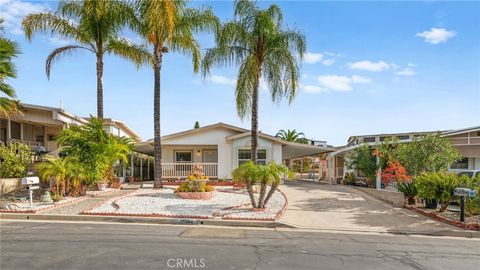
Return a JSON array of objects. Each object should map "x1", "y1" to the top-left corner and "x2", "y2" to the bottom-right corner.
[
  {"x1": 454, "y1": 188, "x2": 477, "y2": 222},
  {"x1": 21, "y1": 177, "x2": 40, "y2": 210}
]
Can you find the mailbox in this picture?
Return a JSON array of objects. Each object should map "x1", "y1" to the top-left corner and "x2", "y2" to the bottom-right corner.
[
  {"x1": 454, "y1": 188, "x2": 477, "y2": 198},
  {"x1": 21, "y1": 176, "x2": 40, "y2": 185}
]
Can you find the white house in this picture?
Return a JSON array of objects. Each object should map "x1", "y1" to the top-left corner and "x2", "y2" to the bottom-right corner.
[{"x1": 134, "y1": 123, "x2": 333, "y2": 180}]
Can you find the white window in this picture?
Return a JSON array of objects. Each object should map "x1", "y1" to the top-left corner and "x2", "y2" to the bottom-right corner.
[
  {"x1": 175, "y1": 151, "x2": 192, "y2": 163},
  {"x1": 238, "y1": 149, "x2": 267, "y2": 166}
]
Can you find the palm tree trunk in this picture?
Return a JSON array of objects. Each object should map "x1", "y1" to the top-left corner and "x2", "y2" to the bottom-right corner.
[
  {"x1": 250, "y1": 71, "x2": 261, "y2": 164},
  {"x1": 246, "y1": 182, "x2": 257, "y2": 208},
  {"x1": 263, "y1": 182, "x2": 279, "y2": 206},
  {"x1": 153, "y1": 47, "x2": 163, "y2": 188},
  {"x1": 258, "y1": 181, "x2": 267, "y2": 208},
  {"x1": 96, "y1": 54, "x2": 104, "y2": 119}
]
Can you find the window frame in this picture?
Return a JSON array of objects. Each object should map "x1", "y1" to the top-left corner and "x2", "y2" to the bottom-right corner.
[
  {"x1": 237, "y1": 148, "x2": 267, "y2": 166},
  {"x1": 450, "y1": 157, "x2": 469, "y2": 170},
  {"x1": 174, "y1": 150, "x2": 193, "y2": 163}
]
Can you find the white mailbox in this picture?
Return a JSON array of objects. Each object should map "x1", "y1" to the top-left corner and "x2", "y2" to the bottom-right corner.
[{"x1": 21, "y1": 176, "x2": 40, "y2": 185}]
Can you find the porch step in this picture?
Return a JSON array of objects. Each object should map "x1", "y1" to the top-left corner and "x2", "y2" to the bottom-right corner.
[
  {"x1": 142, "y1": 183, "x2": 154, "y2": 189},
  {"x1": 122, "y1": 184, "x2": 142, "y2": 189}
]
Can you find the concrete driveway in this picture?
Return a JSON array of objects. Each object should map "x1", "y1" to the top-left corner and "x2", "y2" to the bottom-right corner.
[{"x1": 278, "y1": 182, "x2": 459, "y2": 235}]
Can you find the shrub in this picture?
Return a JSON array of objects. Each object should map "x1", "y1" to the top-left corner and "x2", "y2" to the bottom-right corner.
[
  {"x1": 464, "y1": 175, "x2": 480, "y2": 216},
  {"x1": 381, "y1": 162, "x2": 410, "y2": 187},
  {"x1": 415, "y1": 172, "x2": 465, "y2": 211},
  {"x1": 0, "y1": 142, "x2": 31, "y2": 178},
  {"x1": 344, "y1": 172, "x2": 357, "y2": 185},
  {"x1": 396, "y1": 182, "x2": 417, "y2": 205},
  {"x1": 51, "y1": 193, "x2": 64, "y2": 202},
  {"x1": 175, "y1": 179, "x2": 213, "y2": 193}
]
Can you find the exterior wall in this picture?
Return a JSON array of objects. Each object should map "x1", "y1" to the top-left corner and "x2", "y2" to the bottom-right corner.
[
  {"x1": 0, "y1": 178, "x2": 21, "y2": 194},
  {"x1": 160, "y1": 145, "x2": 218, "y2": 163},
  {"x1": 230, "y1": 136, "x2": 280, "y2": 172},
  {"x1": 161, "y1": 128, "x2": 240, "y2": 179}
]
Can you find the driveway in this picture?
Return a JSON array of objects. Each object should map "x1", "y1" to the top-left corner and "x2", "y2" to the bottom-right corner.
[{"x1": 278, "y1": 182, "x2": 459, "y2": 234}]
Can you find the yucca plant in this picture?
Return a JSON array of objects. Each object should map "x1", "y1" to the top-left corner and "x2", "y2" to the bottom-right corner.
[{"x1": 396, "y1": 182, "x2": 417, "y2": 205}]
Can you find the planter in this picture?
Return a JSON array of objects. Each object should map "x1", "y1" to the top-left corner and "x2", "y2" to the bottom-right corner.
[
  {"x1": 127, "y1": 176, "x2": 135, "y2": 183},
  {"x1": 425, "y1": 199, "x2": 438, "y2": 209},
  {"x1": 176, "y1": 191, "x2": 214, "y2": 200},
  {"x1": 407, "y1": 197, "x2": 416, "y2": 205},
  {"x1": 97, "y1": 182, "x2": 107, "y2": 191},
  {"x1": 110, "y1": 182, "x2": 121, "y2": 189}
]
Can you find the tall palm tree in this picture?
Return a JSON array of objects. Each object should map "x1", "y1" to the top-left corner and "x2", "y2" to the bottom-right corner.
[
  {"x1": 134, "y1": 0, "x2": 218, "y2": 188},
  {"x1": 202, "y1": 0, "x2": 306, "y2": 164},
  {"x1": 0, "y1": 19, "x2": 22, "y2": 118},
  {"x1": 276, "y1": 129, "x2": 308, "y2": 144},
  {"x1": 22, "y1": 0, "x2": 147, "y2": 118}
]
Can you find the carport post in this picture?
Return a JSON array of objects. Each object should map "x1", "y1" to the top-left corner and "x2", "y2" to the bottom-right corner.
[
  {"x1": 376, "y1": 156, "x2": 381, "y2": 189},
  {"x1": 140, "y1": 156, "x2": 143, "y2": 180},
  {"x1": 130, "y1": 154, "x2": 134, "y2": 177},
  {"x1": 300, "y1": 158, "x2": 303, "y2": 179},
  {"x1": 147, "y1": 158, "x2": 150, "y2": 180}
]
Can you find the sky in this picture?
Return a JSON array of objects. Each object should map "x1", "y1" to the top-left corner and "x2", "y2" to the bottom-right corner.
[{"x1": 1, "y1": 0, "x2": 479, "y2": 146}]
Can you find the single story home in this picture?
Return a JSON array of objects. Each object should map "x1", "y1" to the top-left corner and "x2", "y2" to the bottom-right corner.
[{"x1": 134, "y1": 123, "x2": 333, "y2": 180}]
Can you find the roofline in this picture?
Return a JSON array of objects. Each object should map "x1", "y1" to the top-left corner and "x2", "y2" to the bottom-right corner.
[
  {"x1": 103, "y1": 118, "x2": 142, "y2": 141},
  {"x1": 20, "y1": 103, "x2": 88, "y2": 124},
  {"x1": 226, "y1": 131, "x2": 285, "y2": 144},
  {"x1": 346, "y1": 130, "x2": 445, "y2": 143},
  {"x1": 441, "y1": 126, "x2": 480, "y2": 137},
  {"x1": 146, "y1": 122, "x2": 249, "y2": 143}
]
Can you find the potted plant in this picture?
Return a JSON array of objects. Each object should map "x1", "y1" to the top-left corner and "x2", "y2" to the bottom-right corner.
[
  {"x1": 175, "y1": 165, "x2": 214, "y2": 200},
  {"x1": 96, "y1": 180, "x2": 107, "y2": 191},
  {"x1": 110, "y1": 177, "x2": 121, "y2": 189}
]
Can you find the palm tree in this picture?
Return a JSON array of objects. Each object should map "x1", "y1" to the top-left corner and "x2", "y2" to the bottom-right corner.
[
  {"x1": 133, "y1": 0, "x2": 218, "y2": 188},
  {"x1": 276, "y1": 129, "x2": 308, "y2": 144},
  {"x1": 0, "y1": 19, "x2": 22, "y2": 118},
  {"x1": 202, "y1": 0, "x2": 306, "y2": 164},
  {"x1": 37, "y1": 156, "x2": 85, "y2": 196},
  {"x1": 22, "y1": 0, "x2": 148, "y2": 118}
]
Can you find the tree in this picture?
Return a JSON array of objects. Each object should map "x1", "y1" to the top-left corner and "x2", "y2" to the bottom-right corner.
[
  {"x1": 393, "y1": 133, "x2": 461, "y2": 176},
  {"x1": 56, "y1": 118, "x2": 133, "y2": 185},
  {"x1": 37, "y1": 156, "x2": 86, "y2": 196},
  {"x1": 194, "y1": 121, "x2": 200, "y2": 129},
  {"x1": 276, "y1": 129, "x2": 308, "y2": 144},
  {"x1": 346, "y1": 144, "x2": 381, "y2": 187},
  {"x1": 0, "y1": 19, "x2": 22, "y2": 118},
  {"x1": 202, "y1": 0, "x2": 305, "y2": 164},
  {"x1": 22, "y1": 0, "x2": 147, "y2": 118},
  {"x1": 133, "y1": 0, "x2": 218, "y2": 188},
  {"x1": 0, "y1": 141, "x2": 31, "y2": 178}
]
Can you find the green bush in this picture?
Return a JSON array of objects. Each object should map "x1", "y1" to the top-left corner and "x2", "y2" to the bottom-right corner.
[
  {"x1": 344, "y1": 172, "x2": 357, "y2": 185},
  {"x1": 464, "y1": 174, "x2": 480, "y2": 216},
  {"x1": 415, "y1": 172, "x2": 466, "y2": 211},
  {"x1": 0, "y1": 142, "x2": 31, "y2": 178},
  {"x1": 397, "y1": 182, "x2": 417, "y2": 205},
  {"x1": 175, "y1": 179, "x2": 213, "y2": 193}
]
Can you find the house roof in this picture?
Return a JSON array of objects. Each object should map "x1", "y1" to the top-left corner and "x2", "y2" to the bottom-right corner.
[
  {"x1": 225, "y1": 131, "x2": 285, "y2": 144},
  {"x1": 441, "y1": 126, "x2": 480, "y2": 137},
  {"x1": 20, "y1": 103, "x2": 88, "y2": 125},
  {"x1": 146, "y1": 122, "x2": 249, "y2": 143},
  {"x1": 102, "y1": 118, "x2": 142, "y2": 142},
  {"x1": 346, "y1": 130, "x2": 443, "y2": 143}
]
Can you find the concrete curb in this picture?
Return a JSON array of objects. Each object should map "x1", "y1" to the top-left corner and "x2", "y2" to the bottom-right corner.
[{"x1": 0, "y1": 213, "x2": 294, "y2": 228}]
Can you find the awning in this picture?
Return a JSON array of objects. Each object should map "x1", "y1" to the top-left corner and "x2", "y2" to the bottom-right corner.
[
  {"x1": 134, "y1": 142, "x2": 154, "y2": 156},
  {"x1": 282, "y1": 142, "x2": 334, "y2": 160}
]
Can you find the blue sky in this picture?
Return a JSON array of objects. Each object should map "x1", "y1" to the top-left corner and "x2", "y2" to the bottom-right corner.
[{"x1": 1, "y1": 0, "x2": 479, "y2": 145}]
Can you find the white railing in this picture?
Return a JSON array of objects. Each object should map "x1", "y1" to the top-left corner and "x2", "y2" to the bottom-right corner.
[{"x1": 161, "y1": 163, "x2": 218, "y2": 178}]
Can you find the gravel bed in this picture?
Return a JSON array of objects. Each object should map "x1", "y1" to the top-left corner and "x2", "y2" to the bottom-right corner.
[
  {"x1": 0, "y1": 196, "x2": 83, "y2": 212},
  {"x1": 85, "y1": 188, "x2": 287, "y2": 220},
  {"x1": 417, "y1": 207, "x2": 480, "y2": 224}
]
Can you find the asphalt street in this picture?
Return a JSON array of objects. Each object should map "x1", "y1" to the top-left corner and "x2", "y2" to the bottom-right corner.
[{"x1": 1, "y1": 220, "x2": 479, "y2": 270}]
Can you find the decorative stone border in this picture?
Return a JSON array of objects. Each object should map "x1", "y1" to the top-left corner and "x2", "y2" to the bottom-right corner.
[
  {"x1": 405, "y1": 205, "x2": 480, "y2": 231},
  {"x1": 0, "y1": 196, "x2": 89, "y2": 214}
]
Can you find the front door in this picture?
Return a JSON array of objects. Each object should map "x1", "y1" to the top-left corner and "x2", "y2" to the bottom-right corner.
[{"x1": 203, "y1": 149, "x2": 218, "y2": 163}]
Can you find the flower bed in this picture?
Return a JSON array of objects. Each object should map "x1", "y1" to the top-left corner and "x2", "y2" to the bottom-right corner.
[
  {"x1": 405, "y1": 205, "x2": 480, "y2": 231},
  {"x1": 82, "y1": 188, "x2": 287, "y2": 221}
]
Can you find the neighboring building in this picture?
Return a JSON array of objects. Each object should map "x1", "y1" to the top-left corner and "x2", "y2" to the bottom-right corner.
[
  {"x1": 134, "y1": 123, "x2": 333, "y2": 180},
  {"x1": 325, "y1": 126, "x2": 480, "y2": 183},
  {"x1": 0, "y1": 103, "x2": 141, "y2": 155}
]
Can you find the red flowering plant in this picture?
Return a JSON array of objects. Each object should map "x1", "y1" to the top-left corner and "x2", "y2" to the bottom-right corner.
[{"x1": 381, "y1": 162, "x2": 410, "y2": 186}]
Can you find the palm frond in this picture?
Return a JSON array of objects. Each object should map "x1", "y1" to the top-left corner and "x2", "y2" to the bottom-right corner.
[
  {"x1": 0, "y1": 98, "x2": 22, "y2": 118},
  {"x1": 46, "y1": 45, "x2": 92, "y2": 79},
  {"x1": 170, "y1": 34, "x2": 201, "y2": 72},
  {"x1": 235, "y1": 54, "x2": 259, "y2": 119},
  {"x1": 106, "y1": 38, "x2": 152, "y2": 68},
  {"x1": 22, "y1": 13, "x2": 87, "y2": 42}
]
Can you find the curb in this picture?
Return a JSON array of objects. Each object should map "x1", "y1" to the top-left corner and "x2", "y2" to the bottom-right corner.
[
  {"x1": 0, "y1": 213, "x2": 292, "y2": 228},
  {"x1": 405, "y1": 205, "x2": 480, "y2": 231}
]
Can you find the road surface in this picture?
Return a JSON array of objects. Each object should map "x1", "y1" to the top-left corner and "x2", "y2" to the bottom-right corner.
[{"x1": 1, "y1": 220, "x2": 479, "y2": 270}]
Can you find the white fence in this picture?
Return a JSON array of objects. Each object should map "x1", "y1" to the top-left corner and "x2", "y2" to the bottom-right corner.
[{"x1": 161, "y1": 163, "x2": 218, "y2": 178}]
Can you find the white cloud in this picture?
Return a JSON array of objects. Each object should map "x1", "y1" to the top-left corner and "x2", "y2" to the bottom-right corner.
[
  {"x1": 303, "y1": 52, "x2": 324, "y2": 64},
  {"x1": 322, "y1": 59, "x2": 335, "y2": 66},
  {"x1": 317, "y1": 74, "x2": 372, "y2": 92},
  {"x1": 302, "y1": 74, "x2": 309, "y2": 79},
  {"x1": 0, "y1": 0, "x2": 49, "y2": 35},
  {"x1": 208, "y1": 75, "x2": 236, "y2": 86},
  {"x1": 416, "y1": 28, "x2": 456, "y2": 44},
  {"x1": 347, "y1": 60, "x2": 392, "y2": 72},
  {"x1": 301, "y1": 84, "x2": 326, "y2": 94},
  {"x1": 351, "y1": 75, "x2": 372, "y2": 84},
  {"x1": 395, "y1": 68, "x2": 415, "y2": 76}
]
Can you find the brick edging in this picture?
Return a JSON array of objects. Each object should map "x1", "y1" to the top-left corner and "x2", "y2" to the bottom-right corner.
[
  {"x1": 405, "y1": 205, "x2": 480, "y2": 231},
  {"x1": 0, "y1": 196, "x2": 88, "y2": 214}
]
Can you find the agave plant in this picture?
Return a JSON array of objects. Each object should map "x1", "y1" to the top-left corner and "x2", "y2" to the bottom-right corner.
[{"x1": 396, "y1": 182, "x2": 417, "y2": 205}]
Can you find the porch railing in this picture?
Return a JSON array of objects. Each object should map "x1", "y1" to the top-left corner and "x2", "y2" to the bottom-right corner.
[{"x1": 161, "y1": 163, "x2": 218, "y2": 178}]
